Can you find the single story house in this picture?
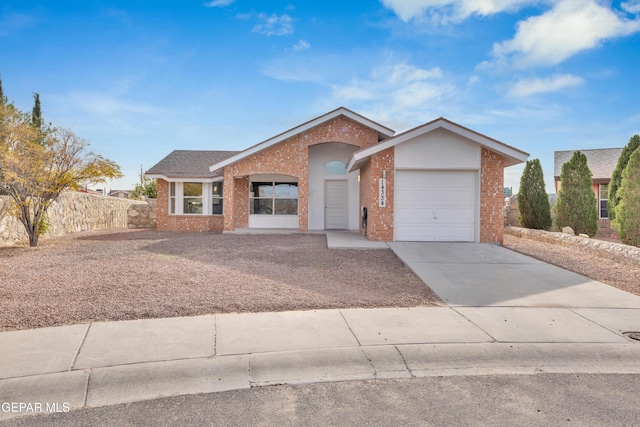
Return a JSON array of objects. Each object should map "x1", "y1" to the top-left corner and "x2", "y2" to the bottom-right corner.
[
  {"x1": 147, "y1": 107, "x2": 529, "y2": 243},
  {"x1": 554, "y1": 148, "x2": 622, "y2": 223}
]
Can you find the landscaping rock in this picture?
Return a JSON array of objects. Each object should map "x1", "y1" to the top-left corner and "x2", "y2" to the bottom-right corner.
[{"x1": 562, "y1": 226, "x2": 575, "y2": 236}]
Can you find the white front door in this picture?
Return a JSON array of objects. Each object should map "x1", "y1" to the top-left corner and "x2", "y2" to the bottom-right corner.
[
  {"x1": 395, "y1": 170, "x2": 477, "y2": 242},
  {"x1": 325, "y1": 180, "x2": 348, "y2": 229}
]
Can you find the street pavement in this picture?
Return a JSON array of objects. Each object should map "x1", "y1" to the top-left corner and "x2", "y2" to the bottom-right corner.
[{"x1": 1, "y1": 242, "x2": 640, "y2": 422}]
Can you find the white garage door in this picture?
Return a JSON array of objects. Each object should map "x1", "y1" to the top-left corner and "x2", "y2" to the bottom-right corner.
[{"x1": 395, "y1": 170, "x2": 477, "y2": 242}]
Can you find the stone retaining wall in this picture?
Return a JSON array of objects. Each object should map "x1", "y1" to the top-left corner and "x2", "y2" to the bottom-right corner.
[
  {"x1": 506, "y1": 226, "x2": 640, "y2": 267},
  {"x1": 0, "y1": 192, "x2": 142, "y2": 247},
  {"x1": 127, "y1": 199, "x2": 157, "y2": 229}
]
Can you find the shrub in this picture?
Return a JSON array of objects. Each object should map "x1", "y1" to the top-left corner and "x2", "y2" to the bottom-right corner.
[
  {"x1": 609, "y1": 134, "x2": 640, "y2": 221},
  {"x1": 555, "y1": 151, "x2": 598, "y2": 236},
  {"x1": 612, "y1": 147, "x2": 640, "y2": 246},
  {"x1": 518, "y1": 158, "x2": 551, "y2": 230}
]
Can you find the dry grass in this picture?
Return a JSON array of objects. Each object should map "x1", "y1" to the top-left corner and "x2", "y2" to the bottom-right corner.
[{"x1": 0, "y1": 229, "x2": 442, "y2": 331}]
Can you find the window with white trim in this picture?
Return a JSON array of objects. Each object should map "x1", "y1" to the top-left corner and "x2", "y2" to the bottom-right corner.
[
  {"x1": 599, "y1": 183, "x2": 609, "y2": 219},
  {"x1": 250, "y1": 182, "x2": 298, "y2": 215},
  {"x1": 169, "y1": 182, "x2": 176, "y2": 214},
  {"x1": 167, "y1": 181, "x2": 224, "y2": 215},
  {"x1": 183, "y1": 182, "x2": 203, "y2": 214},
  {"x1": 212, "y1": 182, "x2": 224, "y2": 215}
]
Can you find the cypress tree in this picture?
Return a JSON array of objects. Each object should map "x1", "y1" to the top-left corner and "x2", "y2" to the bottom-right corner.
[
  {"x1": 32, "y1": 92, "x2": 42, "y2": 130},
  {"x1": 555, "y1": 151, "x2": 599, "y2": 236},
  {"x1": 609, "y1": 134, "x2": 640, "y2": 221},
  {"x1": 0, "y1": 75, "x2": 6, "y2": 105},
  {"x1": 612, "y1": 147, "x2": 640, "y2": 247},
  {"x1": 518, "y1": 158, "x2": 551, "y2": 230}
]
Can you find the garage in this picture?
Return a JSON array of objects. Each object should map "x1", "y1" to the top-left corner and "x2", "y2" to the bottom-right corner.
[{"x1": 394, "y1": 170, "x2": 477, "y2": 242}]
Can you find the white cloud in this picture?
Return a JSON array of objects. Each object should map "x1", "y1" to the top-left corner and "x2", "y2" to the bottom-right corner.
[
  {"x1": 252, "y1": 13, "x2": 294, "y2": 36},
  {"x1": 492, "y1": 0, "x2": 640, "y2": 68},
  {"x1": 380, "y1": 0, "x2": 539, "y2": 23},
  {"x1": 293, "y1": 39, "x2": 310, "y2": 51},
  {"x1": 203, "y1": 0, "x2": 234, "y2": 7},
  {"x1": 329, "y1": 62, "x2": 455, "y2": 128},
  {"x1": 622, "y1": 0, "x2": 640, "y2": 14},
  {"x1": 508, "y1": 74, "x2": 584, "y2": 97}
]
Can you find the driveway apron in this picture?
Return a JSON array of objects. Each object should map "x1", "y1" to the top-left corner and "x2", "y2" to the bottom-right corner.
[{"x1": 388, "y1": 242, "x2": 640, "y2": 309}]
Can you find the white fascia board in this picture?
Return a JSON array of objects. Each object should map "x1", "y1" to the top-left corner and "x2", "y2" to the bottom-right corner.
[
  {"x1": 209, "y1": 107, "x2": 396, "y2": 173},
  {"x1": 347, "y1": 118, "x2": 529, "y2": 171},
  {"x1": 145, "y1": 174, "x2": 224, "y2": 183}
]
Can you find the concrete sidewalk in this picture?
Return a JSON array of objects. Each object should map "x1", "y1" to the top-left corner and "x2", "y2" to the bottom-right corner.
[{"x1": 2, "y1": 306, "x2": 640, "y2": 421}]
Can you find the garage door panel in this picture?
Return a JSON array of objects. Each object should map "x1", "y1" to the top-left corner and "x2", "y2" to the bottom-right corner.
[{"x1": 395, "y1": 170, "x2": 477, "y2": 242}]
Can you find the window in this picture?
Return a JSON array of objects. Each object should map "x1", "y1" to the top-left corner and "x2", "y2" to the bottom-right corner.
[
  {"x1": 183, "y1": 182, "x2": 203, "y2": 214},
  {"x1": 250, "y1": 182, "x2": 298, "y2": 215},
  {"x1": 599, "y1": 183, "x2": 609, "y2": 219},
  {"x1": 169, "y1": 182, "x2": 176, "y2": 214},
  {"x1": 212, "y1": 182, "x2": 224, "y2": 215},
  {"x1": 325, "y1": 160, "x2": 347, "y2": 175}
]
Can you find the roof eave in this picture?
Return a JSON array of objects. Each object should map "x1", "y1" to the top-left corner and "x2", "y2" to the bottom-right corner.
[
  {"x1": 209, "y1": 107, "x2": 396, "y2": 172},
  {"x1": 347, "y1": 118, "x2": 529, "y2": 171}
]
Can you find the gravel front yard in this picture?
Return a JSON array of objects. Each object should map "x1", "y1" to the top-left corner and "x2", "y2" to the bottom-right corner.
[
  {"x1": 504, "y1": 234, "x2": 640, "y2": 296},
  {"x1": 0, "y1": 230, "x2": 442, "y2": 331}
]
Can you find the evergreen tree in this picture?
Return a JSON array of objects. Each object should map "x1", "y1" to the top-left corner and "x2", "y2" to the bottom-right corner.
[
  {"x1": 612, "y1": 147, "x2": 640, "y2": 247},
  {"x1": 517, "y1": 158, "x2": 551, "y2": 230},
  {"x1": 32, "y1": 92, "x2": 42, "y2": 128},
  {"x1": 609, "y1": 134, "x2": 640, "y2": 221},
  {"x1": 31, "y1": 92, "x2": 46, "y2": 145},
  {"x1": 0, "y1": 75, "x2": 6, "y2": 105},
  {"x1": 555, "y1": 151, "x2": 599, "y2": 236}
]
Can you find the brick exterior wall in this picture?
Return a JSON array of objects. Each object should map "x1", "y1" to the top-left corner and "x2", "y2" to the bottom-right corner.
[
  {"x1": 222, "y1": 116, "x2": 380, "y2": 232},
  {"x1": 359, "y1": 148, "x2": 395, "y2": 241},
  {"x1": 156, "y1": 179, "x2": 225, "y2": 232},
  {"x1": 155, "y1": 115, "x2": 514, "y2": 244},
  {"x1": 480, "y1": 148, "x2": 505, "y2": 244}
]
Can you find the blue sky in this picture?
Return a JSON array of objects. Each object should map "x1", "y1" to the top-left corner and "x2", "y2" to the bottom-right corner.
[{"x1": 2, "y1": 0, "x2": 639, "y2": 193}]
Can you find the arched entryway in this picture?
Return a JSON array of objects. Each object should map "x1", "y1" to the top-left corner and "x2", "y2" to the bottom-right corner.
[{"x1": 308, "y1": 143, "x2": 360, "y2": 231}]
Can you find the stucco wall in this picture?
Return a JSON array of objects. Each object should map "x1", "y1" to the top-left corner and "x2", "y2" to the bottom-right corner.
[{"x1": 0, "y1": 192, "x2": 138, "y2": 247}]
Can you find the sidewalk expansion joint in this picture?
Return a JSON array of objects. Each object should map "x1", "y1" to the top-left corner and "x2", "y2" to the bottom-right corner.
[
  {"x1": 339, "y1": 310, "x2": 362, "y2": 346},
  {"x1": 394, "y1": 346, "x2": 416, "y2": 378},
  {"x1": 69, "y1": 322, "x2": 92, "y2": 371}
]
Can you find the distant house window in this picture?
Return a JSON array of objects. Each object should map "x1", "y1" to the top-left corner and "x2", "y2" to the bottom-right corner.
[
  {"x1": 599, "y1": 183, "x2": 609, "y2": 219},
  {"x1": 250, "y1": 182, "x2": 298, "y2": 215},
  {"x1": 169, "y1": 182, "x2": 176, "y2": 214},
  {"x1": 212, "y1": 182, "x2": 224, "y2": 215},
  {"x1": 183, "y1": 182, "x2": 203, "y2": 214},
  {"x1": 325, "y1": 160, "x2": 347, "y2": 175}
]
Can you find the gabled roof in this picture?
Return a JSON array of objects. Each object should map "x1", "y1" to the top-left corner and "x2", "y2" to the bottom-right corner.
[
  {"x1": 553, "y1": 148, "x2": 623, "y2": 181},
  {"x1": 347, "y1": 117, "x2": 529, "y2": 171},
  {"x1": 209, "y1": 107, "x2": 395, "y2": 173},
  {"x1": 146, "y1": 150, "x2": 239, "y2": 180}
]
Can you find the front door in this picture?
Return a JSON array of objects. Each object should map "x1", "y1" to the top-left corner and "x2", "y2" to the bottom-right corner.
[{"x1": 325, "y1": 180, "x2": 348, "y2": 229}]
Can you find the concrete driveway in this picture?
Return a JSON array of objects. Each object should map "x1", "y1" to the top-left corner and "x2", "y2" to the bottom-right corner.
[{"x1": 388, "y1": 242, "x2": 640, "y2": 308}]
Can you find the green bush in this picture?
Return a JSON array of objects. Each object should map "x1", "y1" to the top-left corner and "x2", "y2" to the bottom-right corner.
[
  {"x1": 612, "y1": 147, "x2": 640, "y2": 247},
  {"x1": 609, "y1": 134, "x2": 640, "y2": 221},
  {"x1": 555, "y1": 151, "x2": 598, "y2": 236},
  {"x1": 518, "y1": 158, "x2": 551, "y2": 230}
]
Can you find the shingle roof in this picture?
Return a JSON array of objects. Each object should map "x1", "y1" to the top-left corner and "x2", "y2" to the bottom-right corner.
[
  {"x1": 146, "y1": 150, "x2": 240, "y2": 178},
  {"x1": 553, "y1": 148, "x2": 623, "y2": 180}
]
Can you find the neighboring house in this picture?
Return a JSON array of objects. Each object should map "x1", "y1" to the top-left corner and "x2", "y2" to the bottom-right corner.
[
  {"x1": 146, "y1": 107, "x2": 529, "y2": 243},
  {"x1": 553, "y1": 148, "x2": 623, "y2": 224},
  {"x1": 108, "y1": 190, "x2": 132, "y2": 199}
]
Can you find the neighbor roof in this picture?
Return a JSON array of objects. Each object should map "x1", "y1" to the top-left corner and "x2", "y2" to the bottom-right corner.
[
  {"x1": 209, "y1": 107, "x2": 395, "y2": 173},
  {"x1": 347, "y1": 117, "x2": 529, "y2": 171},
  {"x1": 146, "y1": 150, "x2": 239, "y2": 180},
  {"x1": 553, "y1": 148, "x2": 623, "y2": 181}
]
